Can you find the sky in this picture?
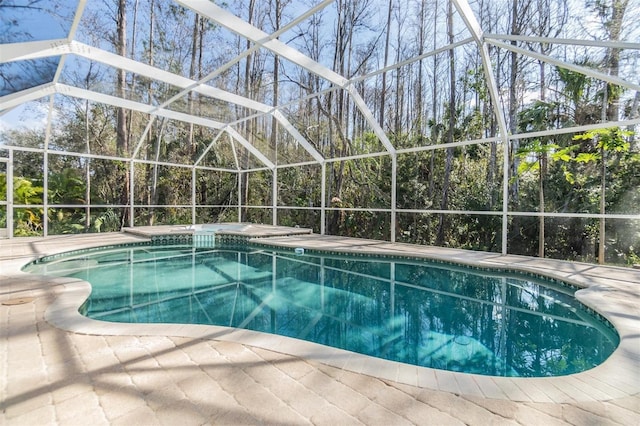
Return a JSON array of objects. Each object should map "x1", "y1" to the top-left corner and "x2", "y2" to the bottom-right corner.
[{"x1": 1, "y1": 0, "x2": 639, "y2": 135}]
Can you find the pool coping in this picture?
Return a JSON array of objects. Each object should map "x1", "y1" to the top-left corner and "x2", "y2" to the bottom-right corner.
[{"x1": 5, "y1": 228, "x2": 640, "y2": 403}]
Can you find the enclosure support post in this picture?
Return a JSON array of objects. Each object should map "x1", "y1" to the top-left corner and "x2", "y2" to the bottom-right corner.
[
  {"x1": 43, "y1": 150, "x2": 48, "y2": 237},
  {"x1": 502, "y1": 140, "x2": 510, "y2": 256},
  {"x1": 391, "y1": 153, "x2": 397, "y2": 243},
  {"x1": 237, "y1": 171, "x2": 242, "y2": 223},
  {"x1": 129, "y1": 160, "x2": 135, "y2": 228},
  {"x1": 42, "y1": 95, "x2": 56, "y2": 237},
  {"x1": 272, "y1": 167, "x2": 277, "y2": 226},
  {"x1": 6, "y1": 151, "x2": 13, "y2": 239},
  {"x1": 453, "y1": 0, "x2": 511, "y2": 255},
  {"x1": 191, "y1": 168, "x2": 196, "y2": 225},
  {"x1": 321, "y1": 162, "x2": 326, "y2": 235}
]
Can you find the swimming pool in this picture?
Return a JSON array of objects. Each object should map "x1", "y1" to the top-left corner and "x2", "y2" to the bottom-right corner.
[{"x1": 25, "y1": 243, "x2": 619, "y2": 378}]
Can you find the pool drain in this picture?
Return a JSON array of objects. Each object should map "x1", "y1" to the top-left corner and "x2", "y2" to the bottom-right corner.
[{"x1": 453, "y1": 336, "x2": 472, "y2": 345}]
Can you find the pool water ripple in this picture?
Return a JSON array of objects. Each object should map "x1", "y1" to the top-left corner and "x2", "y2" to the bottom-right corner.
[{"x1": 24, "y1": 244, "x2": 619, "y2": 378}]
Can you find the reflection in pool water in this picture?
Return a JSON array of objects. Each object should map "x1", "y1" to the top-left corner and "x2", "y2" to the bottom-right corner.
[{"x1": 25, "y1": 244, "x2": 619, "y2": 377}]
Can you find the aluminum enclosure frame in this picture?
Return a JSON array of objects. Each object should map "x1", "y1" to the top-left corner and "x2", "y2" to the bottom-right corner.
[{"x1": 0, "y1": 0, "x2": 638, "y2": 262}]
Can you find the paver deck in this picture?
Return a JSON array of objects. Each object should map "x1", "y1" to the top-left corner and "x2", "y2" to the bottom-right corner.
[{"x1": 1, "y1": 227, "x2": 639, "y2": 425}]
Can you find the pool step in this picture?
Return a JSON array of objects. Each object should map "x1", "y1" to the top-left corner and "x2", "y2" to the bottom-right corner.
[{"x1": 193, "y1": 232, "x2": 216, "y2": 248}]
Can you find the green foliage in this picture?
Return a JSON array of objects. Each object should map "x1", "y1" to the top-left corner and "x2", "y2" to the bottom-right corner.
[
  {"x1": 14, "y1": 208, "x2": 44, "y2": 236},
  {"x1": 13, "y1": 176, "x2": 43, "y2": 204},
  {"x1": 10, "y1": 176, "x2": 45, "y2": 236},
  {"x1": 1, "y1": 25, "x2": 637, "y2": 268},
  {"x1": 557, "y1": 66, "x2": 592, "y2": 107},
  {"x1": 48, "y1": 167, "x2": 86, "y2": 204},
  {"x1": 572, "y1": 127, "x2": 632, "y2": 154},
  {"x1": 509, "y1": 55, "x2": 638, "y2": 263},
  {"x1": 517, "y1": 100, "x2": 559, "y2": 133},
  {"x1": 0, "y1": 172, "x2": 6, "y2": 202},
  {"x1": 511, "y1": 123, "x2": 638, "y2": 263}
]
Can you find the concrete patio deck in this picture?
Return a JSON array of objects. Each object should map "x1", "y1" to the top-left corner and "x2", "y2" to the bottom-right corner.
[{"x1": 1, "y1": 227, "x2": 639, "y2": 425}]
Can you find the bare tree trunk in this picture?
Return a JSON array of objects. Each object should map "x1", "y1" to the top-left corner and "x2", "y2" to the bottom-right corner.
[
  {"x1": 393, "y1": 13, "x2": 403, "y2": 136},
  {"x1": 116, "y1": 0, "x2": 130, "y2": 228},
  {"x1": 437, "y1": 1, "x2": 455, "y2": 245},
  {"x1": 84, "y1": 65, "x2": 93, "y2": 231},
  {"x1": 126, "y1": 0, "x2": 139, "y2": 142},
  {"x1": 241, "y1": 0, "x2": 256, "y2": 222},
  {"x1": 415, "y1": 0, "x2": 425, "y2": 137},
  {"x1": 270, "y1": 0, "x2": 281, "y2": 162},
  {"x1": 508, "y1": 0, "x2": 520, "y2": 200},
  {"x1": 429, "y1": 0, "x2": 439, "y2": 201},
  {"x1": 197, "y1": 16, "x2": 206, "y2": 144},
  {"x1": 148, "y1": 0, "x2": 155, "y2": 88},
  {"x1": 145, "y1": 0, "x2": 155, "y2": 225},
  {"x1": 599, "y1": 0, "x2": 629, "y2": 263},
  {"x1": 150, "y1": 119, "x2": 167, "y2": 226},
  {"x1": 188, "y1": 12, "x2": 200, "y2": 153},
  {"x1": 605, "y1": 0, "x2": 628, "y2": 122},
  {"x1": 484, "y1": 0, "x2": 497, "y2": 205},
  {"x1": 379, "y1": 0, "x2": 392, "y2": 128},
  {"x1": 329, "y1": 0, "x2": 349, "y2": 234},
  {"x1": 198, "y1": 17, "x2": 205, "y2": 80},
  {"x1": 270, "y1": 0, "x2": 282, "y2": 220},
  {"x1": 116, "y1": 0, "x2": 127, "y2": 156}
]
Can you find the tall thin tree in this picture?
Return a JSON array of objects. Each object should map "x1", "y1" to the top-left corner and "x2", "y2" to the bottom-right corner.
[
  {"x1": 115, "y1": 0, "x2": 130, "y2": 227},
  {"x1": 379, "y1": 0, "x2": 392, "y2": 128},
  {"x1": 436, "y1": 0, "x2": 456, "y2": 245}
]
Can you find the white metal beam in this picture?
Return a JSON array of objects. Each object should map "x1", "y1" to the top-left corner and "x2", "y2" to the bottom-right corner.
[
  {"x1": 66, "y1": 41, "x2": 273, "y2": 114},
  {"x1": 194, "y1": 130, "x2": 224, "y2": 166},
  {"x1": 230, "y1": 133, "x2": 240, "y2": 170},
  {"x1": 0, "y1": 39, "x2": 69, "y2": 63},
  {"x1": 67, "y1": 42, "x2": 325, "y2": 164},
  {"x1": 0, "y1": 106, "x2": 16, "y2": 117},
  {"x1": 272, "y1": 110, "x2": 324, "y2": 163},
  {"x1": 177, "y1": 1, "x2": 392, "y2": 158},
  {"x1": 53, "y1": 0, "x2": 86, "y2": 90},
  {"x1": 352, "y1": 37, "x2": 474, "y2": 83},
  {"x1": 0, "y1": 83, "x2": 56, "y2": 110},
  {"x1": 55, "y1": 84, "x2": 226, "y2": 129},
  {"x1": 488, "y1": 39, "x2": 640, "y2": 92},
  {"x1": 174, "y1": 0, "x2": 335, "y2": 90},
  {"x1": 484, "y1": 34, "x2": 640, "y2": 50},
  {"x1": 452, "y1": 0, "x2": 512, "y2": 255},
  {"x1": 0, "y1": 6, "x2": 337, "y2": 168},
  {"x1": 66, "y1": 0, "x2": 87, "y2": 42},
  {"x1": 225, "y1": 127, "x2": 275, "y2": 170},
  {"x1": 131, "y1": 116, "x2": 157, "y2": 160},
  {"x1": 272, "y1": 167, "x2": 278, "y2": 225},
  {"x1": 175, "y1": 0, "x2": 347, "y2": 88},
  {"x1": 512, "y1": 117, "x2": 640, "y2": 140},
  {"x1": 346, "y1": 85, "x2": 395, "y2": 155},
  {"x1": 0, "y1": 140, "x2": 237, "y2": 172}
]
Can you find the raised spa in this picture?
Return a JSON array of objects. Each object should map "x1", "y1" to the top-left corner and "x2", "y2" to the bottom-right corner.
[{"x1": 25, "y1": 244, "x2": 619, "y2": 377}]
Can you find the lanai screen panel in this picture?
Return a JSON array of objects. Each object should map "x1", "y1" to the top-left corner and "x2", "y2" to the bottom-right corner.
[{"x1": 0, "y1": 0, "x2": 638, "y2": 266}]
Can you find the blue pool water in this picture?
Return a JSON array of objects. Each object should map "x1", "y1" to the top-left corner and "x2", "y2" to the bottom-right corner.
[{"x1": 25, "y1": 244, "x2": 619, "y2": 377}]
